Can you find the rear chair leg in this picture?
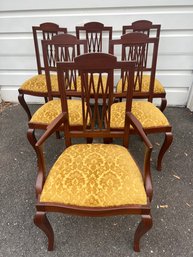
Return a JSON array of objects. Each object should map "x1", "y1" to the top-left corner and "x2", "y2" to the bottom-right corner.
[
  {"x1": 160, "y1": 98, "x2": 167, "y2": 112},
  {"x1": 56, "y1": 131, "x2": 61, "y2": 139},
  {"x1": 34, "y1": 211, "x2": 54, "y2": 251},
  {"x1": 157, "y1": 132, "x2": 173, "y2": 171},
  {"x1": 103, "y1": 138, "x2": 113, "y2": 144},
  {"x1": 18, "y1": 93, "x2": 32, "y2": 120},
  {"x1": 86, "y1": 138, "x2": 93, "y2": 143},
  {"x1": 133, "y1": 214, "x2": 153, "y2": 252}
]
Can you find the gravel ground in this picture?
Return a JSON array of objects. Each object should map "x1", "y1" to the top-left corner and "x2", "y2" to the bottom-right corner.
[{"x1": 0, "y1": 104, "x2": 193, "y2": 257}]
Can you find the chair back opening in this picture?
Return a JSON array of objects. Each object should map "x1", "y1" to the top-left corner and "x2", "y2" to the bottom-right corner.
[
  {"x1": 56, "y1": 53, "x2": 135, "y2": 146},
  {"x1": 76, "y1": 22, "x2": 112, "y2": 54},
  {"x1": 42, "y1": 33, "x2": 87, "y2": 99},
  {"x1": 110, "y1": 32, "x2": 159, "y2": 98}
]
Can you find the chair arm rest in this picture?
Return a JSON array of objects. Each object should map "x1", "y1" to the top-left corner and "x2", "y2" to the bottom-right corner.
[
  {"x1": 126, "y1": 111, "x2": 153, "y2": 201},
  {"x1": 126, "y1": 112, "x2": 153, "y2": 149},
  {"x1": 36, "y1": 112, "x2": 67, "y2": 147},
  {"x1": 34, "y1": 112, "x2": 67, "y2": 198}
]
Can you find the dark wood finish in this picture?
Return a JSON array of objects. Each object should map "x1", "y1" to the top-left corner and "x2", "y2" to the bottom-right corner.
[
  {"x1": 18, "y1": 92, "x2": 32, "y2": 120},
  {"x1": 18, "y1": 22, "x2": 67, "y2": 120},
  {"x1": 42, "y1": 33, "x2": 87, "y2": 100},
  {"x1": 123, "y1": 20, "x2": 160, "y2": 38},
  {"x1": 33, "y1": 53, "x2": 154, "y2": 252},
  {"x1": 110, "y1": 32, "x2": 173, "y2": 170},
  {"x1": 122, "y1": 20, "x2": 166, "y2": 111},
  {"x1": 157, "y1": 132, "x2": 173, "y2": 171},
  {"x1": 27, "y1": 34, "x2": 88, "y2": 151},
  {"x1": 34, "y1": 212, "x2": 54, "y2": 251},
  {"x1": 134, "y1": 214, "x2": 153, "y2": 252},
  {"x1": 110, "y1": 32, "x2": 159, "y2": 101},
  {"x1": 76, "y1": 22, "x2": 112, "y2": 54}
]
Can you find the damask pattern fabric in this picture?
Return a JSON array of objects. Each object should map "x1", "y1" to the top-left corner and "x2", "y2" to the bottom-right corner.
[
  {"x1": 40, "y1": 144, "x2": 147, "y2": 207},
  {"x1": 30, "y1": 99, "x2": 85, "y2": 126},
  {"x1": 116, "y1": 75, "x2": 165, "y2": 94},
  {"x1": 20, "y1": 74, "x2": 107, "y2": 94},
  {"x1": 110, "y1": 101, "x2": 170, "y2": 129},
  {"x1": 20, "y1": 74, "x2": 58, "y2": 93}
]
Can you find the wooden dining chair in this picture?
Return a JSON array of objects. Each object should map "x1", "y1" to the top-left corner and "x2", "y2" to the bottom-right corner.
[
  {"x1": 27, "y1": 34, "x2": 88, "y2": 152},
  {"x1": 75, "y1": 21, "x2": 113, "y2": 96},
  {"x1": 76, "y1": 21, "x2": 112, "y2": 54},
  {"x1": 33, "y1": 52, "x2": 153, "y2": 252},
  {"x1": 110, "y1": 32, "x2": 173, "y2": 171},
  {"x1": 122, "y1": 20, "x2": 166, "y2": 111},
  {"x1": 18, "y1": 22, "x2": 67, "y2": 120}
]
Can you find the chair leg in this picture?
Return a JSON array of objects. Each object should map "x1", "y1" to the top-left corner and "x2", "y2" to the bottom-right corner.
[
  {"x1": 34, "y1": 211, "x2": 54, "y2": 251},
  {"x1": 157, "y1": 132, "x2": 173, "y2": 171},
  {"x1": 18, "y1": 93, "x2": 32, "y2": 120},
  {"x1": 86, "y1": 138, "x2": 93, "y2": 143},
  {"x1": 159, "y1": 98, "x2": 167, "y2": 112},
  {"x1": 55, "y1": 131, "x2": 61, "y2": 139},
  {"x1": 27, "y1": 128, "x2": 37, "y2": 152},
  {"x1": 133, "y1": 214, "x2": 153, "y2": 252},
  {"x1": 103, "y1": 138, "x2": 113, "y2": 144}
]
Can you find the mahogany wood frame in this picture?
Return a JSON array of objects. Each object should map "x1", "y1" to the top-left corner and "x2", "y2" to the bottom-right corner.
[
  {"x1": 110, "y1": 32, "x2": 159, "y2": 101},
  {"x1": 33, "y1": 53, "x2": 154, "y2": 252},
  {"x1": 110, "y1": 32, "x2": 173, "y2": 171},
  {"x1": 28, "y1": 34, "x2": 88, "y2": 152},
  {"x1": 76, "y1": 22, "x2": 112, "y2": 54},
  {"x1": 122, "y1": 20, "x2": 166, "y2": 111},
  {"x1": 18, "y1": 22, "x2": 67, "y2": 120}
]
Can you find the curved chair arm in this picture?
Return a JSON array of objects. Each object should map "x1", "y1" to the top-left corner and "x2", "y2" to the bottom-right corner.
[
  {"x1": 126, "y1": 112, "x2": 152, "y2": 149},
  {"x1": 36, "y1": 112, "x2": 67, "y2": 147},
  {"x1": 126, "y1": 112, "x2": 153, "y2": 201},
  {"x1": 34, "y1": 112, "x2": 67, "y2": 198}
]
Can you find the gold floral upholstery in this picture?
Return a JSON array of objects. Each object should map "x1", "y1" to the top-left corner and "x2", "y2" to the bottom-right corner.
[
  {"x1": 20, "y1": 74, "x2": 58, "y2": 93},
  {"x1": 20, "y1": 74, "x2": 107, "y2": 94},
  {"x1": 40, "y1": 144, "x2": 147, "y2": 207},
  {"x1": 72, "y1": 75, "x2": 107, "y2": 93},
  {"x1": 110, "y1": 101, "x2": 170, "y2": 129},
  {"x1": 30, "y1": 99, "x2": 86, "y2": 126},
  {"x1": 116, "y1": 75, "x2": 165, "y2": 94}
]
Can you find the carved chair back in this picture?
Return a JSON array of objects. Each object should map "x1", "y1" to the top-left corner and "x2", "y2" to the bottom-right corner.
[
  {"x1": 56, "y1": 53, "x2": 135, "y2": 147},
  {"x1": 76, "y1": 22, "x2": 112, "y2": 54},
  {"x1": 123, "y1": 20, "x2": 161, "y2": 39},
  {"x1": 123, "y1": 20, "x2": 160, "y2": 70},
  {"x1": 32, "y1": 22, "x2": 67, "y2": 74},
  {"x1": 42, "y1": 34, "x2": 87, "y2": 100},
  {"x1": 109, "y1": 32, "x2": 159, "y2": 100}
]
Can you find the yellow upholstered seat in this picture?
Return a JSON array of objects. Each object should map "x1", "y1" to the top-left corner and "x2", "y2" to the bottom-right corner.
[
  {"x1": 110, "y1": 101, "x2": 170, "y2": 129},
  {"x1": 30, "y1": 99, "x2": 85, "y2": 126},
  {"x1": 116, "y1": 75, "x2": 165, "y2": 94},
  {"x1": 40, "y1": 144, "x2": 147, "y2": 207},
  {"x1": 21, "y1": 74, "x2": 107, "y2": 94},
  {"x1": 20, "y1": 74, "x2": 58, "y2": 93}
]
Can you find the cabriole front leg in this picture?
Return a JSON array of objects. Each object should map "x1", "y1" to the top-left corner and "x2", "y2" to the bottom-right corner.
[
  {"x1": 133, "y1": 214, "x2": 153, "y2": 252},
  {"x1": 157, "y1": 132, "x2": 173, "y2": 171},
  {"x1": 34, "y1": 211, "x2": 54, "y2": 251},
  {"x1": 18, "y1": 93, "x2": 32, "y2": 120}
]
